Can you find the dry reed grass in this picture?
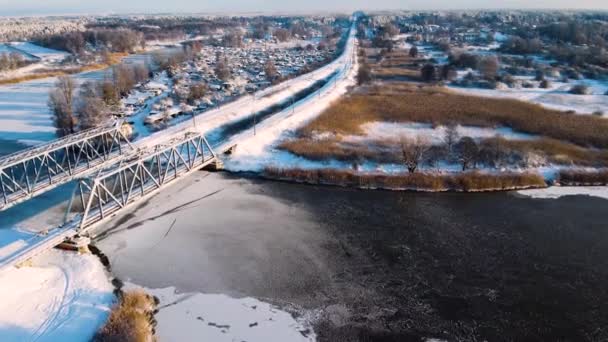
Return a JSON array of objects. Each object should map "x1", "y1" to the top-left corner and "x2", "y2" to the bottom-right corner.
[
  {"x1": 558, "y1": 170, "x2": 608, "y2": 185},
  {"x1": 264, "y1": 167, "x2": 546, "y2": 192},
  {"x1": 94, "y1": 290, "x2": 157, "y2": 342},
  {"x1": 299, "y1": 84, "x2": 608, "y2": 149}
]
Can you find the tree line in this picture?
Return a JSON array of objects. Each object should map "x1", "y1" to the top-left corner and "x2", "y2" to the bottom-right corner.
[
  {"x1": 35, "y1": 28, "x2": 145, "y2": 55},
  {"x1": 48, "y1": 63, "x2": 152, "y2": 136}
]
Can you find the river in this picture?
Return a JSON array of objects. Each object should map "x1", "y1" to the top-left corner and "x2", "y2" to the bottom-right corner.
[{"x1": 96, "y1": 171, "x2": 608, "y2": 341}]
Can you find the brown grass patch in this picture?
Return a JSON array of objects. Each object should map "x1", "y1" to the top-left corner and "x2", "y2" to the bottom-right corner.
[
  {"x1": 558, "y1": 170, "x2": 608, "y2": 186},
  {"x1": 264, "y1": 167, "x2": 546, "y2": 192},
  {"x1": 499, "y1": 138, "x2": 608, "y2": 167},
  {"x1": 94, "y1": 290, "x2": 157, "y2": 342},
  {"x1": 278, "y1": 138, "x2": 400, "y2": 164},
  {"x1": 300, "y1": 83, "x2": 608, "y2": 149}
]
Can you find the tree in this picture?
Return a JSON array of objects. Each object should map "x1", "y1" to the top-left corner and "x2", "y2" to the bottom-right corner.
[
  {"x1": 569, "y1": 84, "x2": 591, "y2": 95},
  {"x1": 357, "y1": 63, "x2": 372, "y2": 85},
  {"x1": 77, "y1": 95, "x2": 108, "y2": 130},
  {"x1": 420, "y1": 63, "x2": 436, "y2": 82},
  {"x1": 443, "y1": 123, "x2": 459, "y2": 155},
  {"x1": 440, "y1": 64, "x2": 457, "y2": 81},
  {"x1": 264, "y1": 59, "x2": 279, "y2": 83},
  {"x1": 478, "y1": 56, "x2": 499, "y2": 80},
  {"x1": 100, "y1": 79, "x2": 120, "y2": 106},
  {"x1": 424, "y1": 145, "x2": 447, "y2": 170},
  {"x1": 400, "y1": 136, "x2": 429, "y2": 173},
  {"x1": 48, "y1": 76, "x2": 77, "y2": 137},
  {"x1": 214, "y1": 53, "x2": 231, "y2": 81},
  {"x1": 187, "y1": 83, "x2": 207, "y2": 105},
  {"x1": 480, "y1": 135, "x2": 506, "y2": 168},
  {"x1": 273, "y1": 28, "x2": 291, "y2": 42},
  {"x1": 455, "y1": 136, "x2": 479, "y2": 171},
  {"x1": 409, "y1": 46, "x2": 418, "y2": 58}
]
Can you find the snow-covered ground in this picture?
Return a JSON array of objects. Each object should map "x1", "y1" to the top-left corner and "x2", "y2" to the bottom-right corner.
[
  {"x1": 450, "y1": 78, "x2": 608, "y2": 116},
  {"x1": 126, "y1": 284, "x2": 315, "y2": 342},
  {"x1": 7, "y1": 42, "x2": 69, "y2": 62},
  {"x1": 343, "y1": 122, "x2": 537, "y2": 144},
  {"x1": 0, "y1": 249, "x2": 114, "y2": 342},
  {"x1": 518, "y1": 186, "x2": 608, "y2": 201}
]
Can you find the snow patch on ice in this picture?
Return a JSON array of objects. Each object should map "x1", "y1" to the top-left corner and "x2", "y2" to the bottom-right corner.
[
  {"x1": 518, "y1": 186, "x2": 608, "y2": 201},
  {"x1": 127, "y1": 284, "x2": 315, "y2": 342}
]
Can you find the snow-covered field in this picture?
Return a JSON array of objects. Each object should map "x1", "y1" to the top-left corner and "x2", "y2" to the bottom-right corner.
[
  {"x1": 518, "y1": 186, "x2": 608, "y2": 201},
  {"x1": 344, "y1": 122, "x2": 537, "y2": 144},
  {"x1": 451, "y1": 78, "x2": 608, "y2": 116},
  {"x1": 7, "y1": 42, "x2": 69, "y2": 62},
  {"x1": 128, "y1": 285, "x2": 315, "y2": 342},
  {"x1": 0, "y1": 249, "x2": 114, "y2": 342}
]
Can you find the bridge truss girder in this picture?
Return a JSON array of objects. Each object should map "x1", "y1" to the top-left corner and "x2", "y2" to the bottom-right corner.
[
  {"x1": 0, "y1": 124, "x2": 133, "y2": 211},
  {"x1": 71, "y1": 132, "x2": 216, "y2": 231}
]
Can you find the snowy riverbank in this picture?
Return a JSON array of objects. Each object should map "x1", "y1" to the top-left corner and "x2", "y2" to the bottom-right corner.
[{"x1": 0, "y1": 249, "x2": 114, "y2": 341}]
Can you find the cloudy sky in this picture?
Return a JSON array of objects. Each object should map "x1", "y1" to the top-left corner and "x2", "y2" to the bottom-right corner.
[{"x1": 1, "y1": 0, "x2": 607, "y2": 15}]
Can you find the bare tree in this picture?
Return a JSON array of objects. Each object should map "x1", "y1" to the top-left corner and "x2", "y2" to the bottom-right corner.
[
  {"x1": 443, "y1": 123, "x2": 459, "y2": 155},
  {"x1": 478, "y1": 56, "x2": 499, "y2": 80},
  {"x1": 420, "y1": 63, "x2": 436, "y2": 82},
  {"x1": 480, "y1": 135, "x2": 507, "y2": 168},
  {"x1": 273, "y1": 28, "x2": 291, "y2": 42},
  {"x1": 264, "y1": 59, "x2": 279, "y2": 83},
  {"x1": 455, "y1": 136, "x2": 479, "y2": 171},
  {"x1": 187, "y1": 83, "x2": 207, "y2": 105},
  {"x1": 400, "y1": 136, "x2": 429, "y2": 173},
  {"x1": 77, "y1": 95, "x2": 108, "y2": 130},
  {"x1": 48, "y1": 76, "x2": 77, "y2": 136},
  {"x1": 409, "y1": 46, "x2": 418, "y2": 58},
  {"x1": 214, "y1": 53, "x2": 231, "y2": 81},
  {"x1": 357, "y1": 63, "x2": 372, "y2": 85}
]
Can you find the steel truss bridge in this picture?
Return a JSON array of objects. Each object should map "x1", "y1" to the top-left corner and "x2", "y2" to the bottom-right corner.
[
  {"x1": 70, "y1": 132, "x2": 216, "y2": 231},
  {"x1": 0, "y1": 123, "x2": 133, "y2": 211}
]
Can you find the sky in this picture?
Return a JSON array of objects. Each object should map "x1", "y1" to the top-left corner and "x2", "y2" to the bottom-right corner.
[{"x1": 0, "y1": 0, "x2": 607, "y2": 16}]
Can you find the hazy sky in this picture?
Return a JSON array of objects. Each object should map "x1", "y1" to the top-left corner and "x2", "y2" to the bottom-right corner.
[{"x1": 1, "y1": 0, "x2": 607, "y2": 16}]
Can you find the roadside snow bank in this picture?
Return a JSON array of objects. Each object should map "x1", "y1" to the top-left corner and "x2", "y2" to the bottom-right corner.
[
  {"x1": 518, "y1": 186, "x2": 608, "y2": 200},
  {"x1": 129, "y1": 285, "x2": 315, "y2": 342},
  {"x1": 0, "y1": 249, "x2": 114, "y2": 341}
]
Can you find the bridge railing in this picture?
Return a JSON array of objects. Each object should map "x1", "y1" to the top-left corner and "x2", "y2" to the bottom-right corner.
[
  {"x1": 0, "y1": 123, "x2": 133, "y2": 211},
  {"x1": 70, "y1": 131, "x2": 216, "y2": 231}
]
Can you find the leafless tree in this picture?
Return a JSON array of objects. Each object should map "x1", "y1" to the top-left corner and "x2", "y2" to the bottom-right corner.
[
  {"x1": 273, "y1": 28, "x2": 291, "y2": 42},
  {"x1": 478, "y1": 56, "x2": 499, "y2": 80},
  {"x1": 76, "y1": 95, "x2": 108, "y2": 130},
  {"x1": 264, "y1": 59, "x2": 279, "y2": 82},
  {"x1": 443, "y1": 123, "x2": 459, "y2": 155},
  {"x1": 48, "y1": 76, "x2": 77, "y2": 136},
  {"x1": 455, "y1": 136, "x2": 479, "y2": 171},
  {"x1": 400, "y1": 136, "x2": 430, "y2": 173},
  {"x1": 214, "y1": 53, "x2": 231, "y2": 81}
]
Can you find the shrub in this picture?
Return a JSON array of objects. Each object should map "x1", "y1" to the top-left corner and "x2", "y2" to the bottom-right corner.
[
  {"x1": 569, "y1": 84, "x2": 591, "y2": 95},
  {"x1": 94, "y1": 290, "x2": 157, "y2": 342},
  {"x1": 558, "y1": 170, "x2": 608, "y2": 185},
  {"x1": 539, "y1": 79, "x2": 551, "y2": 89}
]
